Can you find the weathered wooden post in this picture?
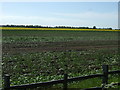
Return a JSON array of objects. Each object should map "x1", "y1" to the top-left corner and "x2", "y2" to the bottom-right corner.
[
  {"x1": 4, "y1": 74, "x2": 10, "y2": 90},
  {"x1": 63, "y1": 74, "x2": 68, "y2": 90},
  {"x1": 102, "y1": 65, "x2": 108, "y2": 88}
]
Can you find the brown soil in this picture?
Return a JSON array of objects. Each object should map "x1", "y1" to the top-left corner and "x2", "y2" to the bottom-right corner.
[{"x1": 2, "y1": 40, "x2": 120, "y2": 54}]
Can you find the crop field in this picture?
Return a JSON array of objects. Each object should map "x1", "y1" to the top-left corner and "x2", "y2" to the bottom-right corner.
[{"x1": 2, "y1": 27, "x2": 120, "y2": 89}]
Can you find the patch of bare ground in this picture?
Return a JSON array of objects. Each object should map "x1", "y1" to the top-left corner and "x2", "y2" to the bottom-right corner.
[{"x1": 2, "y1": 40, "x2": 120, "y2": 54}]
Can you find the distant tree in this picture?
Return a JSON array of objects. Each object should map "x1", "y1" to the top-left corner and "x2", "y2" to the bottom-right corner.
[
  {"x1": 108, "y1": 28, "x2": 112, "y2": 30},
  {"x1": 93, "y1": 26, "x2": 96, "y2": 29}
]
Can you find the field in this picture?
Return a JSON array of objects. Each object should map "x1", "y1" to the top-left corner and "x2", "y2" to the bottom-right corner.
[{"x1": 2, "y1": 28, "x2": 120, "y2": 89}]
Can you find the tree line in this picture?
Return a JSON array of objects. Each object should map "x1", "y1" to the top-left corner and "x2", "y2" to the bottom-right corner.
[{"x1": 0, "y1": 25, "x2": 113, "y2": 30}]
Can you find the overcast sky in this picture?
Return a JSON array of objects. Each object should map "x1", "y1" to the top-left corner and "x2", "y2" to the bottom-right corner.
[{"x1": 0, "y1": 2, "x2": 118, "y2": 29}]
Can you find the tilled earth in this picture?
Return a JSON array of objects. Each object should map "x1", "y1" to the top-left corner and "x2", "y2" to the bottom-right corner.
[{"x1": 2, "y1": 40, "x2": 120, "y2": 54}]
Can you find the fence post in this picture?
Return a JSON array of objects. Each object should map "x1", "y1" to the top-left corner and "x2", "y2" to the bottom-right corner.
[
  {"x1": 4, "y1": 74, "x2": 10, "y2": 90},
  {"x1": 102, "y1": 65, "x2": 108, "y2": 88},
  {"x1": 63, "y1": 74, "x2": 68, "y2": 90}
]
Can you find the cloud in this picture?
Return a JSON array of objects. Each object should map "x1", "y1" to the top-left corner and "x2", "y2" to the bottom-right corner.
[
  {"x1": 55, "y1": 11, "x2": 118, "y2": 28},
  {"x1": 53, "y1": 11, "x2": 117, "y2": 20},
  {"x1": 0, "y1": 16, "x2": 58, "y2": 25},
  {"x1": 0, "y1": 11, "x2": 118, "y2": 28}
]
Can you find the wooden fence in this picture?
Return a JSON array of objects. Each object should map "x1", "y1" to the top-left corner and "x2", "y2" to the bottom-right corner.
[{"x1": 2, "y1": 65, "x2": 120, "y2": 90}]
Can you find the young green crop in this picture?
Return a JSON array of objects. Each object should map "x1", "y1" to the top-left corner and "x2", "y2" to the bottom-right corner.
[
  {"x1": 2, "y1": 29, "x2": 120, "y2": 88},
  {"x1": 2, "y1": 49, "x2": 120, "y2": 85}
]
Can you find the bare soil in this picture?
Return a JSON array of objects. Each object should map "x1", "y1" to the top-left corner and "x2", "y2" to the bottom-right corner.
[{"x1": 2, "y1": 40, "x2": 120, "y2": 54}]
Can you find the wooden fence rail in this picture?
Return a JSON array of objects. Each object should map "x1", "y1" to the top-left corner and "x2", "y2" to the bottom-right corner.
[{"x1": 3, "y1": 65, "x2": 120, "y2": 90}]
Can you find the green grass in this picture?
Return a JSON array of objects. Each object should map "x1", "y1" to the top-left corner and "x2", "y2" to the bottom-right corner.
[
  {"x1": 21, "y1": 75, "x2": 120, "y2": 89},
  {"x1": 3, "y1": 30, "x2": 119, "y2": 43}
]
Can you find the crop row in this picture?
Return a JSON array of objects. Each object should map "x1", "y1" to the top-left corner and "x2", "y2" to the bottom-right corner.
[
  {"x1": 2, "y1": 30, "x2": 120, "y2": 88},
  {"x1": 3, "y1": 30, "x2": 119, "y2": 43},
  {"x1": 2, "y1": 27, "x2": 120, "y2": 31},
  {"x1": 2, "y1": 49, "x2": 120, "y2": 85}
]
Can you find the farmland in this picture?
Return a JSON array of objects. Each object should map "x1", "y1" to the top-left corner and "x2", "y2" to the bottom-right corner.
[{"x1": 2, "y1": 27, "x2": 120, "y2": 89}]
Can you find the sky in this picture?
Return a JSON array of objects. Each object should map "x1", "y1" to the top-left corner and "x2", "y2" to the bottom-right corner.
[{"x1": 0, "y1": 2, "x2": 118, "y2": 29}]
